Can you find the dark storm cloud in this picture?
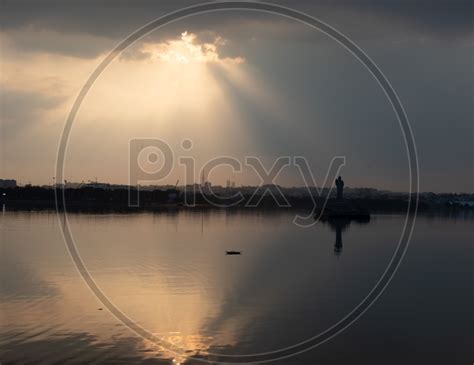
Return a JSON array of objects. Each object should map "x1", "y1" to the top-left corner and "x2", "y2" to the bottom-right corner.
[
  {"x1": 0, "y1": 0, "x2": 201, "y2": 38},
  {"x1": 0, "y1": 0, "x2": 474, "y2": 44},
  {"x1": 298, "y1": 0, "x2": 474, "y2": 36},
  {"x1": 0, "y1": 0, "x2": 474, "y2": 58}
]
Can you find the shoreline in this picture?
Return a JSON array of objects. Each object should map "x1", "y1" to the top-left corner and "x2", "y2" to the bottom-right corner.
[{"x1": 2, "y1": 199, "x2": 472, "y2": 216}]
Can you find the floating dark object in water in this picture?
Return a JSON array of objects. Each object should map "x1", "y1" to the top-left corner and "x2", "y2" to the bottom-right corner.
[{"x1": 226, "y1": 251, "x2": 242, "y2": 255}]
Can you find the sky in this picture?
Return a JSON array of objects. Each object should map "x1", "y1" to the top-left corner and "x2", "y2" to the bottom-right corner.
[{"x1": 0, "y1": 0, "x2": 473, "y2": 192}]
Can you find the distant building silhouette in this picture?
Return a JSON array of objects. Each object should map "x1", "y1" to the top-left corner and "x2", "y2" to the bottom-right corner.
[{"x1": 0, "y1": 179, "x2": 17, "y2": 188}]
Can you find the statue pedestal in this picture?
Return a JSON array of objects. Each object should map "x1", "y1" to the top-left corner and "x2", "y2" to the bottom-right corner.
[{"x1": 315, "y1": 199, "x2": 371, "y2": 221}]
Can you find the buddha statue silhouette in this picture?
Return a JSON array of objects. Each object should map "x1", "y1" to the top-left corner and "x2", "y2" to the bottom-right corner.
[{"x1": 335, "y1": 176, "x2": 344, "y2": 201}]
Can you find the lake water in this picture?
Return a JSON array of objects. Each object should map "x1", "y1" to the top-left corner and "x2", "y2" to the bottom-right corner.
[{"x1": 0, "y1": 210, "x2": 472, "y2": 364}]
